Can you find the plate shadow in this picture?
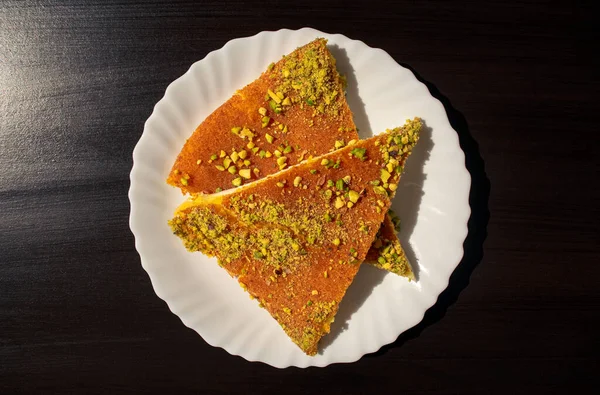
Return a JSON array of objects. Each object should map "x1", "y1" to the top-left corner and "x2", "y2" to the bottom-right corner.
[
  {"x1": 328, "y1": 44, "x2": 373, "y2": 139},
  {"x1": 319, "y1": 47, "x2": 489, "y2": 356},
  {"x1": 319, "y1": 265, "x2": 387, "y2": 354},
  {"x1": 330, "y1": 42, "x2": 435, "y2": 281},
  {"x1": 368, "y1": 63, "x2": 491, "y2": 358},
  {"x1": 393, "y1": 123, "x2": 433, "y2": 281}
]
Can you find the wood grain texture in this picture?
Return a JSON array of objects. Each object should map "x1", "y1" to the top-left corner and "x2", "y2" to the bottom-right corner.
[{"x1": 1, "y1": 0, "x2": 598, "y2": 393}]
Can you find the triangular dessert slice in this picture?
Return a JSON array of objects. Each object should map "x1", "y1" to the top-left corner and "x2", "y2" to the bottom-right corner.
[
  {"x1": 166, "y1": 38, "x2": 412, "y2": 277},
  {"x1": 169, "y1": 118, "x2": 421, "y2": 355},
  {"x1": 167, "y1": 38, "x2": 356, "y2": 194}
]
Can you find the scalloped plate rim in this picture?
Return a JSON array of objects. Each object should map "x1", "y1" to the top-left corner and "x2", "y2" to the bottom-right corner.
[{"x1": 129, "y1": 27, "x2": 471, "y2": 368}]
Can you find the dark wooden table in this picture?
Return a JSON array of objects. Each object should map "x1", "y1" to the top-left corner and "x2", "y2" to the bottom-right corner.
[{"x1": 1, "y1": 1, "x2": 598, "y2": 393}]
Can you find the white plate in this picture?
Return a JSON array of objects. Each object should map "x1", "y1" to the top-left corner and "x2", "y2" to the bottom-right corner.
[{"x1": 129, "y1": 28, "x2": 470, "y2": 368}]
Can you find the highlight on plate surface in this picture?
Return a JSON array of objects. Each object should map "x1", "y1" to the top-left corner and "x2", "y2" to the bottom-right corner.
[{"x1": 166, "y1": 38, "x2": 422, "y2": 355}]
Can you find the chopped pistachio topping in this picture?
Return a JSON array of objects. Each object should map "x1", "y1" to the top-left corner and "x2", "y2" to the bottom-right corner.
[
  {"x1": 261, "y1": 116, "x2": 271, "y2": 128},
  {"x1": 373, "y1": 186, "x2": 388, "y2": 196},
  {"x1": 276, "y1": 157, "x2": 287, "y2": 167},
  {"x1": 293, "y1": 176, "x2": 302, "y2": 187},
  {"x1": 268, "y1": 99, "x2": 282, "y2": 114},
  {"x1": 350, "y1": 147, "x2": 366, "y2": 160},
  {"x1": 239, "y1": 169, "x2": 251, "y2": 179},
  {"x1": 369, "y1": 222, "x2": 412, "y2": 276},
  {"x1": 232, "y1": 177, "x2": 242, "y2": 187},
  {"x1": 267, "y1": 89, "x2": 281, "y2": 104},
  {"x1": 240, "y1": 127, "x2": 255, "y2": 139},
  {"x1": 381, "y1": 169, "x2": 391, "y2": 183},
  {"x1": 265, "y1": 133, "x2": 274, "y2": 144}
]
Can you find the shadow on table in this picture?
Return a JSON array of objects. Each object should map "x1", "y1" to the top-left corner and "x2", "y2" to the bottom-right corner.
[{"x1": 367, "y1": 64, "x2": 491, "y2": 358}]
